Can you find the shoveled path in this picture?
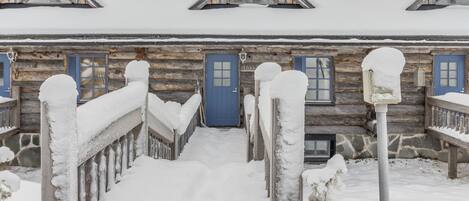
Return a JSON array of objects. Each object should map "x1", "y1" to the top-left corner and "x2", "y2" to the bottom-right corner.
[{"x1": 105, "y1": 127, "x2": 268, "y2": 201}]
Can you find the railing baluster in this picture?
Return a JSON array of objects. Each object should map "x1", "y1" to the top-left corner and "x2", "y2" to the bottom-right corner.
[
  {"x1": 90, "y1": 157, "x2": 98, "y2": 201},
  {"x1": 79, "y1": 165, "x2": 86, "y2": 201},
  {"x1": 129, "y1": 133, "x2": 134, "y2": 167},
  {"x1": 122, "y1": 136, "x2": 128, "y2": 173},
  {"x1": 98, "y1": 152, "x2": 106, "y2": 201},
  {"x1": 106, "y1": 146, "x2": 115, "y2": 191},
  {"x1": 115, "y1": 141, "x2": 122, "y2": 182}
]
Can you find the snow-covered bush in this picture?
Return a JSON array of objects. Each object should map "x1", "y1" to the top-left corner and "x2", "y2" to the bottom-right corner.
[
  {"x1": 302, "y1": 155, "x2": 348, "y2": 201},
  {"x1": 0, "y1": 146, "x2": 20, "y2": 201}
]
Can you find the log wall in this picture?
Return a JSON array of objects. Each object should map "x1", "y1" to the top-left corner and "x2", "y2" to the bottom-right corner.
[{"x1": 1, "y1": 44, "x2": 468, "y2": 137}]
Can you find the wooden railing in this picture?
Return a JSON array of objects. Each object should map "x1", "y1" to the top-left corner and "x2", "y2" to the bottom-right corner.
[
  {"x1": 0, "y1": 86, "x2": 20, "y2": 138},
  {"x1": 426, "y1": 95, "x2": 469, "y2": 179},
  {"x1": 248, "y1": 64, "x2": 307, "y2": 201},
  {"x1": 147, "y1": 109, "x2": 199, "y2": 160},
  {"x1": 40, "y1": 60, "x2": 200, "y2": 201}
]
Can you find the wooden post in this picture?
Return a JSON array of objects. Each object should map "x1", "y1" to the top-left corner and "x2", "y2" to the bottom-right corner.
[
  {"x1": 41, "y1": 102, "x2": 56, "y2": 201},
  {"x1": 270, "y1": 98, "x2": 280, "y2": 201},
  {"x1": 40, "y1": 75, "x2": 79, "y2": 201},
  {"x1": 173, "y1": 130, "x2": 179, "y2": 160},
  {"x1": 448, "y1": 144, "x2": 458, "y2": 179},
  {"x1": 246, "y1": 114, "x2": 253, "y2": 162},
  {"x1": 253, "y1": 80, "x2": 265, "y2": 160},
  {"x1": 424, "y1": 86, "x2": 433, "y2": 129},
  {"x1": 11, "y1": 86, "x2": 20, "y2": 129}
]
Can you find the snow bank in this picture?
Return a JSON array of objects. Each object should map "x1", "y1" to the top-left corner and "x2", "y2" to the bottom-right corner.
[
  {"x1": 38, "y1": 74, "x2": 78, "y2": 201},
  {"x1": 302, "y1": 155, "x2": 347, "y2": 201},
  {"x1": 124, "y1": 60, "x2": 150, "y2": 84},
  {"x1": 77, "y1": 82, "x2": 147, "y2": 145},
  {"x1": 0, "y1": 146, "x2": 20, "y2": 199},
  {"x1": 433, "y1": 92, "x2": 469, "y2": 107},
  {"x1": 270, "y1": 70, "x2": 308, "y2": 201},
  {"x1": 177, "y1": 94, "x2": 201, "y2": 135}
]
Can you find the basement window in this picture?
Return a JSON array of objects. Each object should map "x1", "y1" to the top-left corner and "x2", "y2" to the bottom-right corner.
[
  {"x1": 189, "y1": 0, "x2": 314, "y2": 10},
  {"x1": 305, "y1": 134, "x2": 336, "y2": 163},
  {"x1": 407, "y1": 0, "x2": 469, "y2": 10},
  {"x1": 0, "y1": 0, "x2": 101, "y2": 9}
]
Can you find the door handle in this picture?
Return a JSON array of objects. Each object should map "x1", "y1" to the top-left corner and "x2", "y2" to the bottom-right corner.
[{"x1": 232, "y1": 88, "x2": 238, "y2": 93}]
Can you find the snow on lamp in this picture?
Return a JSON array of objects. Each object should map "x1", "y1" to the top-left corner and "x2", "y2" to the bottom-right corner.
[{"x1": 362, "y1": 47, "x2": 405, "y2": 105}]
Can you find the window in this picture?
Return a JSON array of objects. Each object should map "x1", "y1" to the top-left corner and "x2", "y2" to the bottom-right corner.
[
  {"x1": 188, "y1": 0, "x2": 314, "y2": 10},
  {"x1": 294, "y1": 56, "x2": 334, "y2": 103},
  {"x1": 68, "y1": 54, "x2": 108, "y2": 102},
  {"x1": 407, "y1": 0, "x2": 469, "y2": 10},
  {"x1": 305, "y1": 134, "x2": 336, "y2": 163},
  {"x1": 0, "y1": 54, "x2": 10, "y2": 97},
  {"x1": 0, "y1": 0, "x2": 101, "y2": 8},
  {"x1": 213, "y1": 61, "x2": 231, "y2": 87}
]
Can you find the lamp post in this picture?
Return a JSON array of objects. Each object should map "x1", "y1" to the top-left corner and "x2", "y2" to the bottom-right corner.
[{"x1": 362, "y1": 47, "x2": 406, "y2": 201}]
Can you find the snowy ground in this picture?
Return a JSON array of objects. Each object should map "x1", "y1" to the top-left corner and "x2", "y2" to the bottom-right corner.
[
  {"x1": 105, "y1": 127, "x2": 268, "y2": 201},
  {"x1": 329, "y1": 159, "x2": 469, "y2": 201},
  {"x1": 5, "y1": 128, "x2": 469, "y2": 201}
]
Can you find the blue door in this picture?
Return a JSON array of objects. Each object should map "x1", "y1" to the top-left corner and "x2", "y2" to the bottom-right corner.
[
  {"x1": 0, "y1": 55, "x2": 11, "y2": 97},
  {"x1": 434, "y1": 55, "x2": 465, "y2": 96},
  {"x1": 205, "y1": 54, "x2": 240, "y2": 126}
]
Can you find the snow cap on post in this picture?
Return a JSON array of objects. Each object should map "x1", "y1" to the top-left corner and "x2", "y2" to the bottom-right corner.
[
  {"x1": 362, "y1": 47, "x2": 405, "y2": 76},
  {"x1": 254, "y1": 62, "x2": 282, "y2": 81},
  {"x1": 124, "y1": 60, "x2": 150, "y2": 84},
  {"x1": 270, "y1": 70, "x2": 308, "y2": 100},
  {"x1": 39, "y1": 74, "x2": 78, "y2": 104}
]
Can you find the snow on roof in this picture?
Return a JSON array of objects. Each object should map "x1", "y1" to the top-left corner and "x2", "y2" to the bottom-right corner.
[{"x1": 0, "y1": 0, "x2": 469, "y2": 37}]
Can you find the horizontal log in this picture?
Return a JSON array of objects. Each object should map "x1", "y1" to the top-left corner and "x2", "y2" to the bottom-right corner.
[
  {"x1": 305, "y1": 105, "x2": 367, "y2": 116},
  {"x1": 146, "y1": 52, "x2": 204, "y2": 61},
  {"x1": 305, "y1": 125, "x2": 367, "y2": 134},
  {"x1": 17, "y1": 52, "x2": 64, "y2": 61},
  {"x1": 306, "y1": 116, "x2": 366, "y2": 126},
  {"x1": 13, "y1": 60, "x2": 65, "y2": 71}
]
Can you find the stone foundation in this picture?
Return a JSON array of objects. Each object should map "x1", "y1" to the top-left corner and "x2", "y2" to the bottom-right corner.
[
  {"x1": 337, "y1": 133, "x2": 469, "y2": 162},
  {"x1": 1, "y1": 133, "x2": 40, "y2": 167}
]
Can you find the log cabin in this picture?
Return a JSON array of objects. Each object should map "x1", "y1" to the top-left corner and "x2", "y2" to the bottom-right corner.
[{"x1": 0, "y1": 0, "x2": 469, "y2": 167}]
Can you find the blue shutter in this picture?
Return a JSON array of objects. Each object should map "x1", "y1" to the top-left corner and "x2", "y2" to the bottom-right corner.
[
  {"x1": 67, "y1": 55, "x2": 80, "y2": 99},
  {"x1": 294, "y1": 56, "x2": 304, "y2": 72},
  {"x1": 0, "y1": 55, "x2": 11, "y2": 97}
]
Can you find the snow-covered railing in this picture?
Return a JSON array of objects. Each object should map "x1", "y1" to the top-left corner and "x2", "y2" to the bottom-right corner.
[
  {"x1": 40, "y1": 60, "x2": 149, "y2": 201},
  {"x1": 147, "y1": 93, "x2": 201, "y2": 160},
  {"x1": 301, "y1": 155, "x2": 347, "y2": 201},
  {"x1": 251, "y1": 62, "x2": 308, "y2": 201},
  {"x1": 426, "y1": 93, "x2": 469, "y2": 179},
  {"x1": 0, "y1": 87, "x2": 20, "y2": 138}
]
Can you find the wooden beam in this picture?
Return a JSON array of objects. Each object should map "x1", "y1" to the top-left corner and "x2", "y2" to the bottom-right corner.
[
  {"x1": 253, "y1": 80, "x2": 265, "y2": 160},
  {"x1": 448, "y1": 144, "x2": 458, "y2": 179},
  {"x1": 427, "y1": 128, "x2": 469, "y2": 150}
]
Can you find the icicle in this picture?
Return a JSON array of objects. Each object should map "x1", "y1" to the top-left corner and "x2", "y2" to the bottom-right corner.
[
  {"x1": 107, "y1": 146, "x2": 115, "y2": 191},
  {"x1": 90, "y1": 157, "x2": 98, "y2": 201},
  {"x1": 129, "y1": 134, "x2": 134, "y2": 167},
  {"x1": 122, "y1": 136, "x2": 128, "y2": 174},
  {"x1": 115, "y1": 142, "x2": 122, "y2": 182},
  {"x1": 98, "y1": 152, "x2": 107, "y2": 201},
  {"x1": 79, "y1": 165, "x2": 86, "y2": 201}
]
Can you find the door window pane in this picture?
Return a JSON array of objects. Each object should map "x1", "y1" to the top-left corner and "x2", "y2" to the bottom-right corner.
[
  {"x1": 223, "y1": 79, "x2": 231, "y2": 87},
  {"x1": 214, "y1": 70, "x2": 222, "y2": 78},
  {"x1": 440, "y1": 62, "x2": 448, "y2": 70},
  {"x1": 440, "y1": 79, "x2": 448, "y2": 87},
  {"x1": 449, "y1": 62, "x2": 457, "y2": 70},
  {"x1": 449, "y1": 70, "x2": 457, "y2": 78},
  {"x1": 214, "y1": 78, "x2": 222, "y2": 86},
  {"x1": 449, "y1": 79, "x2": 457, "y2": 87},
  {"x1": 440, "y1": 70, "x2": 448, "y2": 79},
  {"x1": 214, "y1": 62, "x2": 222, "y2": 70},
  {"x1": 223, "y1": 70, "x2": 231, "y2": 78},
  {"x1": 222, "y1": 62, "x2": 231, "y2": 70}
]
